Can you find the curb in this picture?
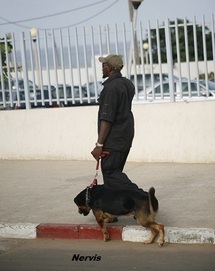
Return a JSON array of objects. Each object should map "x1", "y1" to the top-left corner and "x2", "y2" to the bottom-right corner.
[
  {"x1": 122, "y1": 226, "x2": 215, "y2": 244},
  {"x1": 0, "y1": 223, "x2": 38, "y2": 239},
  {"x1": 37, "y1": 224, "x2": 123, "y2": 240},
  {"x1": 0, "y1": 223, "x2": 214, "y2": 244}
]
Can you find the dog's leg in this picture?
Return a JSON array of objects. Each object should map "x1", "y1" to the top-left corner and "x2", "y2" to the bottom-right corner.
[
  {"x1": 143, "y1": 226, "x2": 159, "y2": 245},
  {"x1": 156, "y1": 222, "x2": 165, "y2": 246},
  {"x1": 144, "y1": 222, "x2": 165, "y2": 247},
  {"x1": 135, "y1": 211, "x2": 165, "y2": 246},
  {"x1": 103, "y1": 213, "x2": 118, "y2": 223},
  {"x1": 135, "y1": 212, "x2": 159, "y2": 245},
  {"x1": 92, "y1": 209, "x2": 110, "y2": 242}
]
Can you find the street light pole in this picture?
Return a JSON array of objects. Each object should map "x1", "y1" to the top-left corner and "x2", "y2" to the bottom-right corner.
[
  {"x1": 128, "y1": 0, "x2": 144, "y2": 76},
  {"x1": 30, "y1": 28, "x2": 40, "y2": 89},
  {"x1": 143, "y1": 42, "x2": 149, "y2": 70}
]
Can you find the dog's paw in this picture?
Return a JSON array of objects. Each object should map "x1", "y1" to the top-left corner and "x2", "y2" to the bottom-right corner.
[
  {"x1": 104, "y1": 234, "x2": 111, "y2": 242},
  {"x1": 158, "y1": 240, "x2": 165, "y2": 247},
  {"x1": 143, "y1": 240, "x2": 152, "y2": 245}
]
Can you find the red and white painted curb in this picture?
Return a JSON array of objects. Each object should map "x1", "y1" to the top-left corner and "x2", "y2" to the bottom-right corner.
[
  {"x1": 0, "y1": 223, "x2": 214, "y2": 244},
  {"x1": 0, "y1": 223, "x2": 38, "y2": 239}
]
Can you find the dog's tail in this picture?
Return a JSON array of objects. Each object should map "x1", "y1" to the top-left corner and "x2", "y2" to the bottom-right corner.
[{"x1": 148, "y1": 187, "x2": 159, "y2": 214}]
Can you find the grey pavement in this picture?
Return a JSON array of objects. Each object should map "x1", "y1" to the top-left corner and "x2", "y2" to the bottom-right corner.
[{"x1": 0, "y1": 160, "x2": 215, "y2": 229}]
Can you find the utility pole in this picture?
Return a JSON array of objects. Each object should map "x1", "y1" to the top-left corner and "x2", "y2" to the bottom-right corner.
[{"x1": 128, "y1": 0, "x2": 144, "y2": 75}]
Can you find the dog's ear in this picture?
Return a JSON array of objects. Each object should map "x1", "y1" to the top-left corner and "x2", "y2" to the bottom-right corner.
[{"x1": 74, "y1": 188, "x2": 87, "y2": 206}]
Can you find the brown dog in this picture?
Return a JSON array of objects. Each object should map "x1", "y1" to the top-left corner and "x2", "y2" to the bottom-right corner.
[{"x1": 74, "y1": 184, "x2": 165, "y2": 246}]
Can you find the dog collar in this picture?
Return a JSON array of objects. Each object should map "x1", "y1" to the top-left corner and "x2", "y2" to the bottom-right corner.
[{"x1": 85, "y1": 186, "x2": 91, "y2": 207}]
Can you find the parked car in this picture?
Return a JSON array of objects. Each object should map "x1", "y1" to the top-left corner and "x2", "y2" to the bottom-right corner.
[
  {"x1": 199, "y1": 80, "x2": 215, "y2": 96},
  {"x1": 0, "y1": 79, "x2": 39, "y2": 109},
  {"x1": 130, "y1": 73, "x2": 178, "y2": 91},
  {"x1": 42, "y1": 85, "x2": 56, "y2": 93},
  {"x1": 32, "y1": 86, "x2": 58, "y2": 108},
  {"x1": 138, "y1": 80, "x2": 212, "y2": 100},
  {"x1": 11, "y1": 80, "x2": 59, "y2": 108},
  {"x1": 54, "y1": 84, "x2": 100, "y2": 106},
  {"x1": 83, "y1": 81, "x2": 103, "y2": 96}
]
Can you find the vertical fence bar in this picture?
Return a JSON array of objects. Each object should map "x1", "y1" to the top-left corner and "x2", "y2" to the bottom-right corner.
[
  {"x1": 147, "y1": 20, "x2": 155, "y2": 100},
  {"x1": 202, "y1": 15, "x2": 209, "y2": 96},
  {"x1": 28, "y1": 31, "x2": 37, "y2": 106},
  {"x1": 75, "y1": 27, "x2": 83, "y2": 103},
  {"x1": 66, "y1": 28, "x2": 75, "y2": 104},
  {"x1": 184, "y1": 18, "x2": 192, "y2": 97},
  {"x1": 83, "y1": 26, "x2": 90, "y2": 103},
  {"x1": 0, "y1": 41, "x2": 6, "y2": 108},
  {"x1": 20, "y1": 32, "x2": 30, "y2": 109},
  {"x1": 32, "y1": 30, "x2": 44, "y2": 105},
  {"x1": 114, "y1": 24, "x2": 119, "y2": 54},
  {"x1": 105, "y1": 25, "x2": 111, "y2": 54},
  {"x1": 44, "y1": 30, "x2": 52, "y2": 105},
  {"x1": 51, "y1": 29, "x2": 59, "y2": 105},
  {"x1": 4, "y1": 34, "x2": 13, "y2": 107},
  {"x1": 98, "y1": 25, "x2": 103, "y2": 56},
  {"x1": 59, "y1": 29, "x2": 67, "y2": 105},
  {"x1": 193, "y1": 17, "x2": 200, "y2": 96},
  {"x1": 90, "y1": 25, "x2": 99, "y2": 101},
  {"x1": 211, "y1": 14, "x2": 215, "y2": 76},
  {"x1": 130, "y1": 21, "x2": 138, "y2": 96},
  {"x1": 128, "y1": 21, "x2": 133, "y2": 78},
  {"x1": 175, "y1": 19, "x2": 183, "y2": 98},
  {"x1": 156, "y1": 20, "x2": 164, "y2": 99},
  {"x1": 139, "y1": 21, "x2": 146, "y2": 100},
  {"x1": 165, "y1": 19, "x2": 175, "y2": 102},
  {"x1": 36, "y1": 31, "x2": 43, "y2": 93},
  {"x1": 122, "y1": 23, "x2": 129, "y2": 78}
]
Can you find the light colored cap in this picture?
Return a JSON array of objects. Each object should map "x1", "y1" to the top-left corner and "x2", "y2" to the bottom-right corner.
[{"x1": 98, "y1": 54, "x2": 123, "y2": 70}]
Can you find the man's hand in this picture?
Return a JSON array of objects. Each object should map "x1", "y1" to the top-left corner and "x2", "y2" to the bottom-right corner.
[{"x1": 91, "y1": 147, "x2": 103, "y2": 161}]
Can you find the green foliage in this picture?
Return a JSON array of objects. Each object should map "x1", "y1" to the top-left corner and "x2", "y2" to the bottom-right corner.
[
  {"x1": 0, "y1": 37, "x2": 13, "y2": 84},
  {"x1": 142, "y1": 19, "x2": 213, "y2": 64},
  {"x1": 199, "y1": 71, "x2": 214, "y2": 79}
]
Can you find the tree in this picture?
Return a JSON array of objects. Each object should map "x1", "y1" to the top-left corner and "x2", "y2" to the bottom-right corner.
[
  {"x1": 0, "y1": 35, "x2": 13, "y2": 86},
  {"x1": 142, "y1": 19, "x2": 213, "y2": 64}
]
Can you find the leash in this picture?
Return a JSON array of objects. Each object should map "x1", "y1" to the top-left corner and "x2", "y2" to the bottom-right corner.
[
  {"x1": 90, "y1": 151, "x2": 110, "y2": 187},
  {"x1": 86, "y1": 151, "x2": 110, "y2": 207}
]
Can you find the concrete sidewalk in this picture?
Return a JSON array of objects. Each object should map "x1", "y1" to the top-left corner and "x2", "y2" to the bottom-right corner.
[{"x1": 0, "y1": 160, "x2": 214, "y2": 244}]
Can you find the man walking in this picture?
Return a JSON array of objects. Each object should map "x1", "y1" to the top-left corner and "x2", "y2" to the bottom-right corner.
[{"x1": 91, "y1": 54, "x2": 140, "y2": 197}]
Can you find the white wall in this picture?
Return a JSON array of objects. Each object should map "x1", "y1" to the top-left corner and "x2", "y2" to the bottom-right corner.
[
  {"x1": 131, "y1": 100, "x2": 215, "y2": 162},
  {"x1": 0, "y1": 100, "x2": 215, "y2": 162}
]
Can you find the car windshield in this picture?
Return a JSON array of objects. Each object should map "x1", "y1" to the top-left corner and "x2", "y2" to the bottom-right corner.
[
  {"x1": 154, "y1": 82, "x2": 174, "y2": 94},
  {"x1": 130, "y1": 73, "x2": 169, "y2": 90},
  {"x1": 200, "y1": 80, "x2": 215, "y2": 90},
  {"x1": 181, "y1": 82, "x2": 198, "y2": 91},
  {"x1": 12, "y1": 79, "x2": 38, "y2": 90},
  {"x1": 149, "y1": 82, "x2": 201, "y2": 97}
]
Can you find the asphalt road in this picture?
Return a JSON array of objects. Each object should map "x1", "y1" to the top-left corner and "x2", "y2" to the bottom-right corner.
[{"x1": 0, "y1": 239, "x2": 214, "y2": 271}]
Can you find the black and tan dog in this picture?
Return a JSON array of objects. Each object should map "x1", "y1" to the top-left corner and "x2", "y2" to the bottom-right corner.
[{"x1": 74, "y1": 184, "x2": 165, "y2": 246}]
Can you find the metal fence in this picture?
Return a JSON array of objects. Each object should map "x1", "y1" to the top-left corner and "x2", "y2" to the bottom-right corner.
[{"x1": 0, "y1": 15, "x2": 215, "y2": 110}]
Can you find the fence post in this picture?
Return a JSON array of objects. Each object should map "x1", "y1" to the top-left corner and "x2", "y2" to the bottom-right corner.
[
  {"x1": 165, "y1": 19, "x2": 175, "y2": 102},
  {"x1": 20, "y1": 32, "x2": 30, "y2": 109}
]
